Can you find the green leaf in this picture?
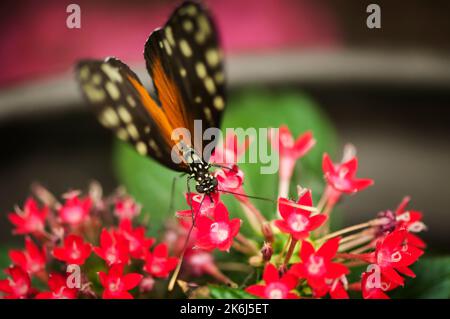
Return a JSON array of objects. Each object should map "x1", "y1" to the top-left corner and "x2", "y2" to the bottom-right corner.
[
  {"x1": 113, "y1": 88, "x2": 337, "y2": 234},
  {"x1": 209, "y1": 285, "x2": 257, "y2": 299},
  {"x1": 390, "y1": 256, "x2": 450, "y2": 299}
]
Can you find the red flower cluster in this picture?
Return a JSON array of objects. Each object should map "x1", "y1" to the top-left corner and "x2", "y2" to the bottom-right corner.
[
  {"x1": 0, "y1": 187, "x2": 179, "y2": 299},
  {"x1": 0, "y1": 128, "x2": 428, "y2": 300},
  {"x1": 176, "y1": 192, "x2": 242, "y2": 253}
]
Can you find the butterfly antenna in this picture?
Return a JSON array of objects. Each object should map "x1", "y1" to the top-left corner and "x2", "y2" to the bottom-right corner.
[
  {"x1": 217, "y1": 189, "x2": 318, "y2": 213},
  {"x1": 168, "y1": 192, "x2": 206, "y2": 291}
]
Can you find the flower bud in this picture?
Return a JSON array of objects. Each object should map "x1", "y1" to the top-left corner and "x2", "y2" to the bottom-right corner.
[
  {"x1": 139, "y1": 276, "x2": 155, "y2": 293},
  {"x1": 260, "y1": 242, "x2": 273, "y2": 262},
  {"x1": 262, "y1": 222, "x2": 274, "y2": 243}
]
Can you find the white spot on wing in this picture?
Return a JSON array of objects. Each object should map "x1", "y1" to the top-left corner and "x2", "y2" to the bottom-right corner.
[
  {"x1": 183, "y1": 20, "x2": 194, "y2": 32},
  {"x1": 204, "y1": 77, "x2": 216, "y2": 94},
  {"x1": 116, "y1": 128, "x2": 129, "y2": 141},
  {"x1": 165, "y1": 26, "x2": 175, "y2": 46},
  {"x1": 101, "y1": 63, "x2": 123, "y2": 83},
  {"x1": 126, "y1": 123, "x2": 139, "y2": 140},
  {"x1": 136, "y1": 141, "x2": 147, "y2": 155},
  {"x1": 117, "y1": 106, "x2": 132, "y2": 123},
  {"x1": 179, "y1": 39, "x2": 192, "y2": 57},
  {"x1": 126, "y1": 95, "x2": 136, "y2": 108},
  {"x1": 163, "y1": 39, "x2": 172, "y2": 56},
  {"x1": 213, "y1": 96, "x2": 225, "y2": 110},
  {"x1": 195, "y1": 62, "x2": 207, "y2": 78},
  {"x1": 100, "y1": 107, "x2": 120, "y2": 127},
  {"x1": 205, "y1": 49, "x2": 220, "y2": 67},
  {"x1": 105, "y1": 81, "x2": 120, "y2": 100},
  {"x1": 83, "y1": 84, "x2": 106, "y2": 103}
]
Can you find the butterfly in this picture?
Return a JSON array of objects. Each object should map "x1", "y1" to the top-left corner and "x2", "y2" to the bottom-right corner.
[{"x1": 76, "y1": 1, "x2": 225, "y2": 196}]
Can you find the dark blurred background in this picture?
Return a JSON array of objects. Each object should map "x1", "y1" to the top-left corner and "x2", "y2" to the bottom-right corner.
[{"x1": 0, "y1": 0, "x2": 449, "y2": 252}]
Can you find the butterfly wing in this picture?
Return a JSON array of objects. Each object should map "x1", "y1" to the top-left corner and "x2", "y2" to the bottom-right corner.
[
  {"x1": 76, "y1": 57, "x2": 188, "y2": 172},
  {"x1": 144, "y1": 1, "x2": 226, "y2": 160},
  {"x1": 76, "y1": 1, "x2": 225, "y2": 171}
]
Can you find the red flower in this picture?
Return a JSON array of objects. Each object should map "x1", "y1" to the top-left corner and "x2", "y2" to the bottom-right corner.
[
  {"x1": 98, "y1": 264, "x2": 143, "y2": 299},
  {"x1": 290, "y1": 238, "x2": 349, "y2": 297},
  {"x1": 194, "y1": 202, "x2": 241, "y2": 252},
  {"x1": 117, "y1": 220, "x2": 154, "y2": 259},
  {"x1": 114, "y1": 196, "x2": 140, "y2": 221},
  {"x1": 52, "y1": 234, "x2": 92, "y2": 265},
  {"x1": 35, "y1": 273, "x2": 78, "y2": 299},
  {"x1": 275, "y1": 190, "x2": 326, "y2": 240},
  {"x1": 143, "y1": 243, "x2": 178, "y2": 278},
  {"x1": 8, "y1": 198, "x2": 48, "y2": 235},
  {"x1": 270, "y1": 127, "x2": 316, "y2": 180},
  {"x1": 322, "y1": 153, "x2": 374, "y2": 194},
  {"x1": 246, "y1": 263, "x2": 298, "y2": 299},
  {"x1": 215, "y1": 165, "x2": 244, "y2": 194},
  {"x1": 0, "y1": 266, "x2": 32, "y2": 299},
  {"x1": 328, "y1": 276, "x2": 349, "y2": 299},
  {"x1": 58, "y1": 194, "x2": 92, "y2": 226},
  {"x1": 210, "y1": 132, "x2": 251, "y2": 165},
  {"x1": 176, "y1": 192, "x2": 220, "y2": 219},
  {"x1": 9, "y1": 237, "x2": 46, "y2": 274},
  {"x1": 361, "y1": 268, "x2": 399, "y2": 299},
  {"x1": 94, "y1": 229, "x2": 130, "y2": 266},
  {"x1": 394, "y1": 197, "x2": 426, "y2": 248},
  {"x1": 370, "y1": 229, "x2": 423, "y2": 286}
]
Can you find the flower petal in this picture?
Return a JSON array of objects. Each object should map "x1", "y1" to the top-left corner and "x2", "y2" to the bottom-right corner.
[{"x1": 263, "y1": 263, "x2": 279, "y2": 283}]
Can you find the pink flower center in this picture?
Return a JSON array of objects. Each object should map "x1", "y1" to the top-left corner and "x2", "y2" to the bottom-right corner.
[
  {"x1": 280, "y1": 134, "x2": 294, "y2": 148},
  {"x1": 28, "y1": 260, "x2": 41, "y2": 273},
  {"x1": 151, "y1": 258, "x2": 165, "y2": 274},
  {"x1": 106, "y1": 248, "x2": 118, "y2": 264},
  {"x1": 210, "y1": 222, "x2": 230, "y2": 244},
  {"x1": 307, "y1": 255, "x2": 325, "y2": 275},
  {"x1": 26, "y1": 214, "x2": 44, "y2": 232},
  {"x1": 108, "y1": 278, "x2": 122, "y2": 293},
  {"x1": 265, "y1": 282, "x2": 288, "y2": 299},
  {"x1": 70, "y1": 242, "x2": 81, "y2": 260},
  {"x1": 62, "y1": 206, "x2": 84, "y2": 224},
  {"x1": 329, "y1": 168, "x2": 352, "y2": 190},
  {"x1": 288, "y1": 214, "x2": 309, "y2": 232},
  {"x1": 10, "y1": 279, "x2": 28, "y2": 296}
]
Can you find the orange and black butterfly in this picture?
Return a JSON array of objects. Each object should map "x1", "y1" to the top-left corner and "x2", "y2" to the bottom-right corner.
[{"x1": 76, "y1": 1, "x2": 225, "y2": 195}]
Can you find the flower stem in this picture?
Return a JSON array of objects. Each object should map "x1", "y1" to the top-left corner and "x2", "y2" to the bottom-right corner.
[
  {"x1": 316, "y1": 190, "x2": 328, "y2": 213},
  {"x1": 278, "y1": 176, "x2": 291, "y2": 201},
  {"x1": 235, "y1": 233, "x2": 259, "y2": 255},
  {"x1": 277, "y1": 236, "x2": 291, "y2": 265},
  {"x1": 232, "y1": 240, "x2": 254, "y2": 255},
  {"x1": 204, "y1": 263, "x2": 238, "y2": 288},
  {"x1": 283, "y1": 237, "x2": 298, "y2": 267},
  {"x1": 349, "y1": 242, "x2": 374, "y2": 254},
  {"x1": 216, "y1": 262, "x2": 253, "y2": 273},
  {"x1": 337, "y1": 232, "x2": 374, "y2": 252},
  {"x1": 317, "y1": 220, "x2": 375, "y2": 243}
]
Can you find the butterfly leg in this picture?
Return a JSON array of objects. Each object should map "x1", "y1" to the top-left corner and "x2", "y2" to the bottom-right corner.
[
  {"x1": 167, "y1": 172, "x2": 187, "y2": 216},
  {"x1": 168, "y1": 176, "x2": 204, "y2": 292}
]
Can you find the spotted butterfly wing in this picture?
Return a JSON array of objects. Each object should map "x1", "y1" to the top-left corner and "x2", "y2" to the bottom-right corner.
[
  {"x1": 144, "y1": 0, "x2": 225, "y2": 158},
  {"x1": 75, "y1": 1, "x2": 225, "y2": 171},
  {"x1": 76, "y1": 57, "x2": 187, "y2": 172}
]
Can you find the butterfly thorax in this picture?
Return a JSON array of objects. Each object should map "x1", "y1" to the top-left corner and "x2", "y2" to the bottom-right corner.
[{"x1": 185, "y1": 148, "x2": 217, "y2": 194}]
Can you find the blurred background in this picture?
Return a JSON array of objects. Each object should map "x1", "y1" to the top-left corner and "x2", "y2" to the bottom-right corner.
[{"x1": 0, "y1": 0, "x2": 449, "y2": 254}]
